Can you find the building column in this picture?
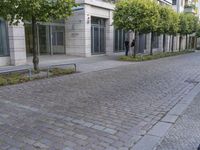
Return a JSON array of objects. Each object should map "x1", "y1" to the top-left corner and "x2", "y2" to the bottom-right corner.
[
  {"x1": 8, "y1": 23, "x2": 27, "y2": 66},
  {"x1": 106, "y1": 10, "x2": 114, "y2": 56},
  {"x1": 158, "y1": 34, "x2": 164, "y2": 52},
  {"x1": 165, "y1": 35, "x2": 170, "y2": 52},
  {"x1": 145, "y1": 33, "x2": 151, "y2": 54},
  {"x1": 175, "y1": 34, "x2": 180, "y2": 51}
]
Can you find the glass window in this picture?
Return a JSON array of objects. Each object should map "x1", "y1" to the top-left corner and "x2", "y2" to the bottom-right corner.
[
  {"x1": 114, "y1": 29, "x2": 126, "y2": 52},
  {"x1": 0, "y1": 20, "x2": 9, "y2": 56},
  {"x1": 57, "y1": 32, "x2": 64, "y2": 46}
]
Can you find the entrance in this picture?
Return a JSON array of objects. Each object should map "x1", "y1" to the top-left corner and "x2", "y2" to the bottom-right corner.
[
  {"x1": 25, "y1": 23, "x2": 65, "y2": 56},
  {"x1": 91, "y1": 17, "x2": 106, "y2": 55},
  {"x1": 52, "y1": 26, "x2": 65, "y2": 54}
]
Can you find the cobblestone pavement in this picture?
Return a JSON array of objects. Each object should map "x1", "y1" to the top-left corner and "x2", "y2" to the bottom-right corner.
[
  {"x1": 0, "y1": 53, "x2": 200, "y2": 150},
  {"x1": 156, "y1": 91, "x2": 200, "y2": 150}
]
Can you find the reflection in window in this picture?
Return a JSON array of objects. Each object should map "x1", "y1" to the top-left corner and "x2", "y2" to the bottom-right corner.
[
  {"x1": 0, "y1": 20, "x2": 9, "y2": 56},
  {"x1": 114, "y1": 29, "x2": 126, "y2": 52}
]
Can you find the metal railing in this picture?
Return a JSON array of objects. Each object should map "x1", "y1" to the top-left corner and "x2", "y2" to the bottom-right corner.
[
  {"x1": 47, "y1": 63, "x2": 77, "y2": 78},
  {"x1": 0, "y1": 66, "x2": 32, "y2": 80}
]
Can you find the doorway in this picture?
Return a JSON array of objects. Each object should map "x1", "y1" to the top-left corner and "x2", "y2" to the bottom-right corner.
[{"x1": 91, "y1": 17, "x2": 106, "y2": 55}]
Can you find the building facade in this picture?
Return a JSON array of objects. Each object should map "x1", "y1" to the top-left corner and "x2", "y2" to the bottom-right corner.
[
  {"x1": 0, "y1": 0, "x2": 125, "y2": 66},
  {"x1": 0, "y1": 0, "x2": 198, "y2": 67}
]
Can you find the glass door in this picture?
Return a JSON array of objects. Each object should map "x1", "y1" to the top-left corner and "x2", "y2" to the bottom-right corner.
[
  {"x1": 91, "y1": 17, "x2": 106, "y2": 55},
  {"x1": 52, "y1": 26, "x2": 65, "y2": 54},
  {"x1": 38, "y1": 25, "x2": 51, "y2": 55}
]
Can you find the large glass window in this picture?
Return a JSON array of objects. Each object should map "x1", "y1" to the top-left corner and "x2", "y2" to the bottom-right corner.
[
  {"x1": 0, "y1": 20, "x2": 9, "y2": 56},
  {"x1": 152, "y1": 33, "x2": 159, "y2": 49},
  {"x1": 114, "y1": 29, "x2": 126, "y2": 52},
  {"x1": 25, "y1": 23, "x2": 65, "y2": 56}
]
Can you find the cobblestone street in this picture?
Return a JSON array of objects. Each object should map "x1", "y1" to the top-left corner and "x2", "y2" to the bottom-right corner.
[
  {"x1": 0, "y1": 53, "x2": 200, "y2": 150},
  {"x1": 156, "y1": 91, "x2": 200, "y2": 150}
]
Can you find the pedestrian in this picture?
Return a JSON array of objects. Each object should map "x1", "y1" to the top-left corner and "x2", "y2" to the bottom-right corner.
[{"x1": 124, "y1": 40, "x2": 129, "y2": 56}]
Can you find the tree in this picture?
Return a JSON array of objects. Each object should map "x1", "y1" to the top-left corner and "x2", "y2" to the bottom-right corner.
[
  {"x1": 178, "y1": 13, "x2": 189, "y2": 51},
  {"x1": 140, "y1": 0, "x2": 160, "y2": 56},
  {"x1": 0, "y1": 0, "x2": 76, "y2": 72},
  {"x1": 196, "y1": 24, "x2": 200, "y2": 37},
  {"x1": 157, "y1": 5, "x2": 173, "y2": 52},
  {"x1": 113, "y1": 0, "x2": 159, "y2": 57},
  {"x1": 168, "y1": 10, "x2": 179, "y2": 52},
  {"x1": 187, "y1": 14, "x2": 198, "y2": 49}
]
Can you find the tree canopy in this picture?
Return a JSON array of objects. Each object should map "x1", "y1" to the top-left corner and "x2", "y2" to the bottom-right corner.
[
  {"x1": 157, "y1": 5, "x2": 173, "y2": 35},
  {"x1": 0, "y1": 0, "x2": 77, "y2": 25},
  {"x1": 168, "y1": 9, "x2": 179, "y2": 36},
  {"x1": 179, "y1": 13, "x2": 189, "y2": 35},
  {"x1": 113, "y1": 0, "x2": 159, "y2": 33}
]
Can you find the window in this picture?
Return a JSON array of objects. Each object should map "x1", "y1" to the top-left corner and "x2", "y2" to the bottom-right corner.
[
  {"x1": 114, "y1": 29, "x2": 126, "y2": 52},
  {"x1": 172, "y1": 0, "x2": 177, "y2": 5},
  {"x1": 0, "y1": 20, "x2": 9, "y2": 56}
]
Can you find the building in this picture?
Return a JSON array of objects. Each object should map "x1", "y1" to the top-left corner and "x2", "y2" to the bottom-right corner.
[
  {"x1": 172, "y1": 0, "x2": 200, "y2": 49},
  {"x1": 1, "y1": 0, "x2": 198, "y2": 67},
  {"x1": 0, "y1": 0, "x2": 122, "y2": 67}
]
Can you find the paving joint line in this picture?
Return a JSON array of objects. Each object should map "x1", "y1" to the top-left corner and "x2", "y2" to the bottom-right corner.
[{"x1": 130, "y1": 82, "x2": 200, "y2": 150}]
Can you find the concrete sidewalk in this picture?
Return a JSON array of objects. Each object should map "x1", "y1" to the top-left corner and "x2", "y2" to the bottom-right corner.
[
  {"x1": 156, "y1": 90, "x2": 200, "y2": 150},
  {"x1": 0, "y1": 54, "x2": 133, "y2": 74}
]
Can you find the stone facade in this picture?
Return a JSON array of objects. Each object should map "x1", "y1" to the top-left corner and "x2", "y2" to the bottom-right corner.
[
  {"x1": 0, "y1": 0, "x2": 194, "y2": 67},
  {"x1": 8, "y1": 23, "x2": 27, "y2": 66}
]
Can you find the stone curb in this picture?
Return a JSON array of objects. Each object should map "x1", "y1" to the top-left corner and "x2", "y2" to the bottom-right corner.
[{"x1": 131, "y1": 83, "x2": 200, "y2": 150}]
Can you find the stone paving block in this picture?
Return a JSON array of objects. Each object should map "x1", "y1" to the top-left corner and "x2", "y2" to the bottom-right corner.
[
  {"x1": 161, "y1": 114, "x2": 179, "y2": 123},
  {"x1": 92, "y1": 125, "x2": 106, "y2": 131},
  {"x1": 33, "y1": 142, "x2": 49, "y2": 149},
  {"x1": 64, "y1": 141, "x2": 76, "y2": 147},
  {"x1": 148, "y1": 122, "x2": 172, "y2": 137},
  {"x1": 7, "y1": 148, "x2": 20, "y2": 150},
  {"x1": 74, "y1": 134, "x2": 88, "y2": 140},
  {"x1": 131, "y1": 135, "x2": 161, "y2": 150},
  {"x1": 103, "y1": 128, "x2": 117, "y2": 135},
  {"x1": 63, "y1": 147, "x2": 74, "y2": 150},
  {"x1": 83, "y1": 122, "x2": 94, "y2": 128},
  {"x1": 168, "y1": 103, "x2": 188, "y2": 116}
]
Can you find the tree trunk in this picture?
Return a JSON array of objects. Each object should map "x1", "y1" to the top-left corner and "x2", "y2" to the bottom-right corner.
[
  {"x1": 32, "y1": 16, "x2": 39, "y2": 72},
  {"x1": 163, "y1": 34, "x2": 166, "y2": 52},
  {"x1": 179, "y1": 35, "x2": 182, "y2": 52},
  {"x1": 195, "y1": 36, "x2": 197, "y2": 50},
  {"x1": 133, "y1": 31, "x2": 138, "y2": 58},
  {"x1": 150, "y1": 32, "x2": 154, "y2": 55},
  {"x1": 186, "y1": 34, "x2": 188, "y2": 50},
  {"x1": 171, "y1": 35, "x2": 174, "y2": 52},
  {"x1": 189, "y1": 35, "x2": 191, "y2": 49}
]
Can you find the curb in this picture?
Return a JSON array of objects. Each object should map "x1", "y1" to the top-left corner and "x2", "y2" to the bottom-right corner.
[{"x1": 131, "y1": 82, "x2": 200, "y2": 150}]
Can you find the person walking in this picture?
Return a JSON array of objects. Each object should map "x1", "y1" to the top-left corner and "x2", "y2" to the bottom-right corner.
[{"x1": 124, "y1": 40, "x2": 129, "y2": 56}]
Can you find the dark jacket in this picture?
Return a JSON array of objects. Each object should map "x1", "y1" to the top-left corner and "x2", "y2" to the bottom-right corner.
[{"x1": 125, "y1": 41, "x2": 129, "y2": 47}]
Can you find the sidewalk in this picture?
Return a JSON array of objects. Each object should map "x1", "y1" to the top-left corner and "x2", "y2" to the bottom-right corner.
[
  {"x1": 0, "y1": 54, "x2": 133, "y2": 73},
  {"x1": 156, "y1": 91, "x2": 200, "y2": 150}
]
